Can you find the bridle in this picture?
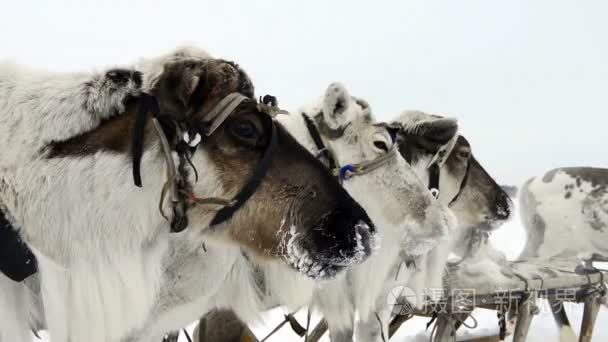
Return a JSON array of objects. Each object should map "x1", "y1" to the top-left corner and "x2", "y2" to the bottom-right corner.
[
  {"x1": 426, "y1": 155, "x2": 471, "y2": 206},
  {"x1": 132, "y1": 92, "x2": 283, "y2": 233},
  {"x1": 423, "y1": 134, "x2": 471, "y2": 206},
  {"x1": 301, "y1": 113, "x2": 397, "y2": 181}
]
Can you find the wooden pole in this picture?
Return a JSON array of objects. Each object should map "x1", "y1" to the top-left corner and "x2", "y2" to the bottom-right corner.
[
  {"x1": 579, "y1": 292, "x2": 602, "y2": 342},
  {"x1": 512, "y1": 291, "x2": 537, "y2": 342},
  {"x1": 306, "y1": 319, "x2": 328, "y2": 342}
]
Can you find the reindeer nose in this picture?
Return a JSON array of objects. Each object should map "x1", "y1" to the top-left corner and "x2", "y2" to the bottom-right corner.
[{"x1": 494, "y1": 192, "x2": 513, "y2": 221}]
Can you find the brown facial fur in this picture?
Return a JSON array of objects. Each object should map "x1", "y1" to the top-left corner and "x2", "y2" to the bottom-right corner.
[
  {"x1": 446, "y1": 136, "x2": 512, "y2": 228},
  {"x1": 206, "y1": 113, "x2": 372, "y2": 262}
]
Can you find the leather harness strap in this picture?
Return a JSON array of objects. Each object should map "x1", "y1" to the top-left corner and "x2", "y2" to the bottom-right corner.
[{"x1": 0, "y1": 208, "x2": 37, "y2": 282}]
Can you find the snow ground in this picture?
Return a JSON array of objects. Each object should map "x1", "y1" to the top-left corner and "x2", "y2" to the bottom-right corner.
[{"x1": 37, "y1": 202, "x2": 607, "y2": 342}]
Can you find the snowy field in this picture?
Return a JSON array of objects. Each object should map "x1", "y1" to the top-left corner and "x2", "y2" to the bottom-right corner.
[{"x1": 34, "y1": 202, "x2": 607, "y2": 342}]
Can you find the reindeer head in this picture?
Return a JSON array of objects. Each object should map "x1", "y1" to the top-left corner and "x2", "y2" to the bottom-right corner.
[
  {"x1": 279, "y1": 83, "x2": 455, "y2": 259},
  {"x1": 393, "y1": 111, "x2": 513, "y2": 234},
  {"x1": 142, "y1": 52, "x2": 376, "y2": 280}
]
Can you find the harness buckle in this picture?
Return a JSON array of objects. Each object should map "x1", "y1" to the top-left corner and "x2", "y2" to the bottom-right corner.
[{"x1": 430, "y1": 188, "x2": 440, "y2": 199}]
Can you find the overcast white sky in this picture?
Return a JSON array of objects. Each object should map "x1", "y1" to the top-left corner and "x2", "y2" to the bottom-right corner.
[{"x1": 1, "y1": 0, "x2": 606, "y2": 185}]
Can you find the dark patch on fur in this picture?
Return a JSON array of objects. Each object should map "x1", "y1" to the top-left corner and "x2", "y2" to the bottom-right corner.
[
  {"x1": 542, "y1": 169, "x2": 560, "y2": 183},
  {"x1": 47, "y1": 97, "x2": 143, "y2": 157},
  {"x1": 544, "y1": 168, "x2": 608, "y2": 189},
  {"x1": 565, "y1": 191, "x2": 572, "y2": 199},
  {"x1": 560, "y1": 167, "x2": 608, "y2": 189},
  {"x1": 105, "y1": 69, "x2": 142, "y2": 88}
]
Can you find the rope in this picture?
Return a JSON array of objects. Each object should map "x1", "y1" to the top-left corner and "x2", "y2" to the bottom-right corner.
[
  {"x1": 333, "y1": 146, "x2": 397, "y2": 180},
  {"x1": 460, "y1": 314, "x2": 478, "y2": 329}
]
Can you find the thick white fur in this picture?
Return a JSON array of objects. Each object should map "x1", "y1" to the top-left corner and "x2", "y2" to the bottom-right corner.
[
  {"x1": 0, "y1": 62, "x2": 141, "y2": 162},
  {"x1": 0, "y1": 50, "x2": 238, "y2": 342}
]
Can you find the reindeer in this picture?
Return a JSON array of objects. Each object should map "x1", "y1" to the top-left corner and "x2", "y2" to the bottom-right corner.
[
  {"x1": 516, "y1": 167, "x2": 607, "y2": 342},
  {"x1": 0, "y1": 47, "x2": 376, "y2": 342},
  {"x1": 365, "y1": 110, "x2": 514, "y2": 341}
]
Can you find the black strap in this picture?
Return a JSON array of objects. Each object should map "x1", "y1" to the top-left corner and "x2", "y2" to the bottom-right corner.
[
  {"x1": 210, "y1": 122, "x2": 278, "y2": 226},
  {"x1": 132, "y1": 93, "x2": 161, "y2": 187},
  {"x1": 448, "y1": 156, "x2": 472, "y2": 206},
  {"x1": 302, "y1": 114, "x2": 337, "y2": 170},
  {"x1": 428, "y1": 163, "x2": 440, "y2": 192},
  {"x1": 0, "y1": 208, "x2": 38, "y2": 282}
]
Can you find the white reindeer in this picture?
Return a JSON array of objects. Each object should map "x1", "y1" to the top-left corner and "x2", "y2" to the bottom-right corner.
[
  {"x1": 517, "y1": 167, "x2": 607, "y2": 342},
  {"x1": 359, "y1": 110, "x2": 514, "y2": 341}
]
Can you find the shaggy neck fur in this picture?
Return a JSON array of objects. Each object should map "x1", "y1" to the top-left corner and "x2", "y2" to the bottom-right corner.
[{"x1": 0, "y1": 62, "x2": 230, "y2": 342}]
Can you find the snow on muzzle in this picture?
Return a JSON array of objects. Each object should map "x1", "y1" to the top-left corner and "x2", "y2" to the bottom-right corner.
[{"x1": 285, "y1": 197, "x2": 376, "y2": 280}]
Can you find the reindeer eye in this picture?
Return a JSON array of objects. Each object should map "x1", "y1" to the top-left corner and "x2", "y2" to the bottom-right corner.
[
  {"x1": 458, "y1": 151, "x2": 471, "y2": 159},
  {"x1": 373, "y1": 141, "x2": 389, "y2": 153},
  {"x1": 229, "y1": 119, "x2": 260, "y2": 142}
]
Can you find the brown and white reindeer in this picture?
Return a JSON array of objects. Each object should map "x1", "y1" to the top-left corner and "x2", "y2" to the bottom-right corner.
[
  {"x1": 0, "y1": 47, "x2": 377, "y2": 342},
  {"x1": 370, "y1": 110, "x2": 514, "y2": 341}
]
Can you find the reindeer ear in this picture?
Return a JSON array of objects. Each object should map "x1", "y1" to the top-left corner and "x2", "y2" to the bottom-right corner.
[
  {"x1": 151, "y1": 59, "x2": 209, "y2": 113},
  {"x1": 174, "y1": 61, "x2": 208, "y2": 108},
  {"x1": 415, "y1": 117, "x2": 458, "y2": 145},
  {"x1": 321, "y1": 82, "x2": 352, "y2": 129},
  {"x1": 395, "y1": 111, "x2": 459, "y2": 160}
]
